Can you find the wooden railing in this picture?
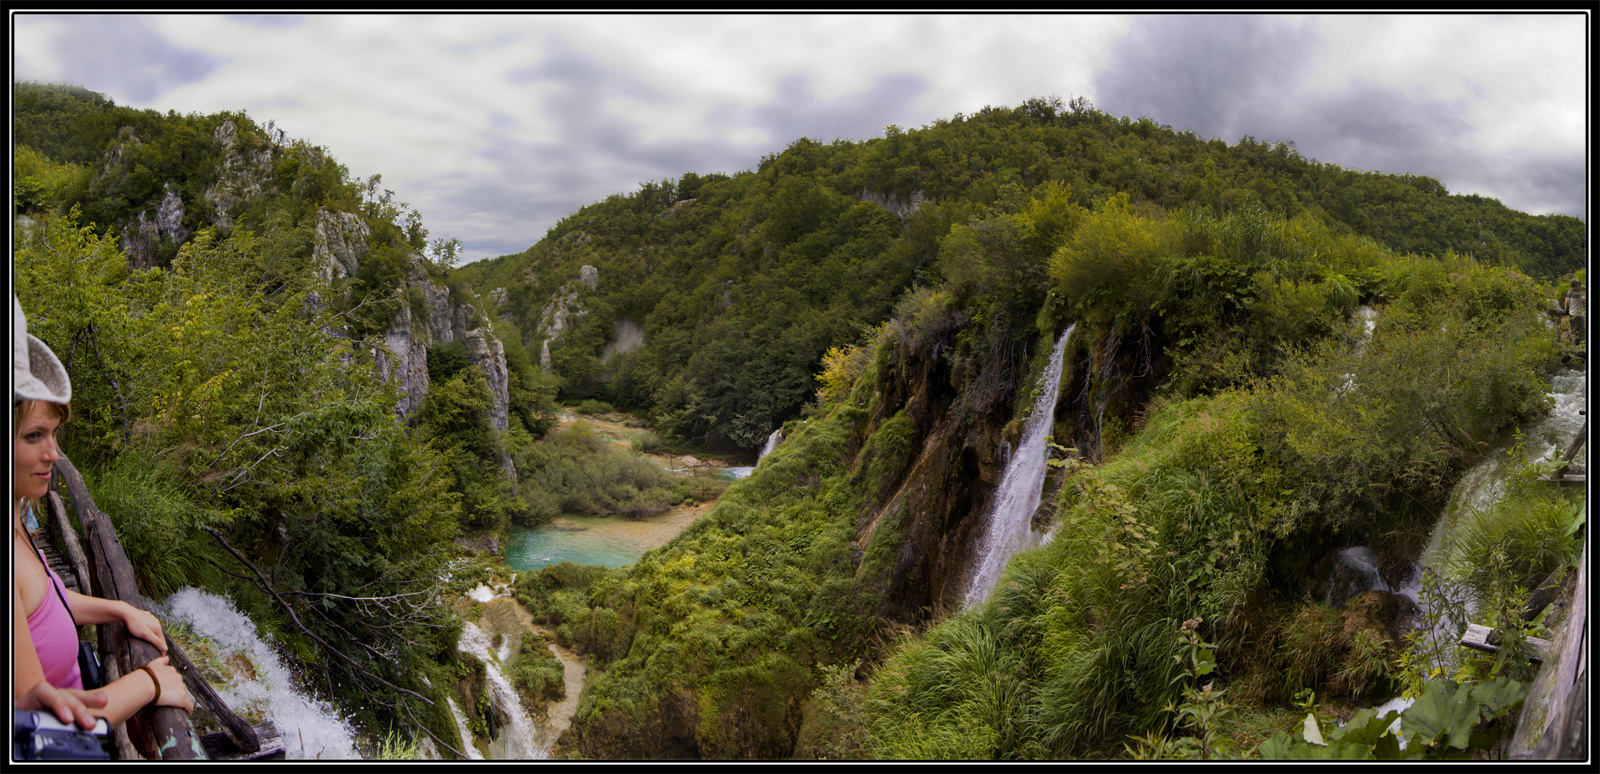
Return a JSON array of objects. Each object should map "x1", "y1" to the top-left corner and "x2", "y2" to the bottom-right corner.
[{"x1": 44, "y1": 454, "x2": 281, "y2": 760}]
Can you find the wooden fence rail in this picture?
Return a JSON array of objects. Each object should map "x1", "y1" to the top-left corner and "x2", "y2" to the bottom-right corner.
[{"x1": 48, "y1": 454, "x2": 279, "y2": 760}]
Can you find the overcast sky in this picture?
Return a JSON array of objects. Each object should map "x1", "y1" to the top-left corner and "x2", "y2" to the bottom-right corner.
[{"x1": 11, "y1": 12, "x2": 1589, "y2": 265}]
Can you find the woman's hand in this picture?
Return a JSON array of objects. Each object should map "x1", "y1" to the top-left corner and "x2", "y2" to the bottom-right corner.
[
  {"x1": 15, "y1": 681, "x2": 109, "y2": 730},
  {"x1": 121, "y1": 603, "x2": 168, "y2": 654},
  {"x1": 139, "y1": 656, "x2": 193, "y2": 714}
]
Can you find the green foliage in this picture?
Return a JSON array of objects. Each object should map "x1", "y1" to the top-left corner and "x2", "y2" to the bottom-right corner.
[
  {"x1": 506, "y1": 632, "x2": 566, "y2": 705},
  {"x1": 1256, "y1": 676, "x2": 1526, "y2": 759},
  {"x1": 83, "y1": 450, "x2": 232, "y2": 599},
  {"x1": 799, "y1": 661, "x2": 871, "y2": 759},
  {"x1": 513, "y1": 424, "x2": 679, "y2": 522},
  {"x1": 13, "y1": 143, "x2": 92, "y2": 214},
  {"x1": 414, "y1": 365, "x2": 517, "y2": 531},
  {"x1": 514, "y1": 407, "x2": 880, "y2": 758}
]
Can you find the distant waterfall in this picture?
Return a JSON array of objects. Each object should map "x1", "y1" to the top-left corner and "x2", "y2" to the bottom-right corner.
[
  {"x1": 757, "y1": 428, "x2": 784, "y2": 465},
  {"x1": 964, "y1": 325, "x2": 1076, "y2": 608},
  {"x1": 1335, "y1": 546, "x2": 1392, "y2": 595},
  {"x1": 157, "y1": 588, "x2": 360, "y2": 760}
]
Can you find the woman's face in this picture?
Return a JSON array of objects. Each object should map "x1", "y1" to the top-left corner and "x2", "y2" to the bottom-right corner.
[{"x1": 13, "y1": 401, "x2": 63, "y2": 503}]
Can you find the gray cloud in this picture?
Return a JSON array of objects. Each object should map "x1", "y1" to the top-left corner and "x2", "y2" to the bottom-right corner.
[
  {"x1": 47, "y1": 15, "x2": 225, "y2": 102},
  {"x1": 750, "y1": 71, "x2": 931, "y2": 143},
  {"x1": 223, "y1": 14, "x2": 305, "y2": 29},
  {"x1": 1092, "y1": 15, "x2": 1586, "y2": 218},
  {"x1": 446, "y1": 43, "x2": 935, "y2": 259},
  {"x1": 1095, "y1": 15, "x2": 1322, "y2": 144}
]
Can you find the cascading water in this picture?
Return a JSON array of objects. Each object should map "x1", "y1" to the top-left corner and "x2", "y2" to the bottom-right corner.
[
  {"x1": 1411, "y1": 367, "x2": 1586, "y2": 581},
  {"x1": 964, "y1": 325, "x2": 1076, "y2": 608},
  {"x1": 456, "y1": 621, "x2": 547, "y2": 759},
  {"x1": 757, "y1": 427, "x2": 784, "y2": 465},
  {"x1": 443, "y1": 698, "x2": 484, "y2": 760},
  {"x1": 156, "y1": 588, "x2": 360, "y2": 760},
  {"x1": 1335, "y1": 546, "x2": 1391, "y2": 595}
]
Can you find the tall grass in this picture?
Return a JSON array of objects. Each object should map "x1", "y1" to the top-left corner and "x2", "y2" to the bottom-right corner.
[
  {"x1": 84, "y1": 451, "x2": 231, "y2": 599},
  {"x1": 1436, "y1": 469, "x2": 1583, "y2": 606}
]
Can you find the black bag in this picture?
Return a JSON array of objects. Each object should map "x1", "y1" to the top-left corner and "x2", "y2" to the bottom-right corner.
[{"x1": 77, "y1": 641, "x2": 104, "y2": 691}]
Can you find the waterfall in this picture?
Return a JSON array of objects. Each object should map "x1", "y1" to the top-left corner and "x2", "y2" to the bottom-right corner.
[
  {"x1": 1354, "y1": 305, "x2": 1378, "y2": 354},
  {"x1": 756, "y1": 427, "x2": 784, "y2": 465},
  {"x1": 156, "y1": 588, "x2": 360, "y2": 760},
  {"x1": 1335, "y1": 546, "x2": 1391, "y2": 594},
  {"x1": 1413, "y1": 367, "x2": 1586, "y2": 576},
  {"x1": 444, "y1": 698, "x2": 484, "y2": 760},
  {"x1": 456, "y1": 622, "x2": 547, "y2": 759},
  {"x1": 964, "y1": 325, "x2": 1076, "y2": 608}
]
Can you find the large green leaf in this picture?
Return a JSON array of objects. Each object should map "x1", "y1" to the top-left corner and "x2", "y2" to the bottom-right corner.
[
  {"x1": 1403, "y1": 679, "x2": 1480, "y2": 750},
  {"x1": 1469, "y1": 676, "x2": 1527, "y2": 722},
  {"x1": 1328, "y1": 707, "x2": 1401, "y2": 747}
]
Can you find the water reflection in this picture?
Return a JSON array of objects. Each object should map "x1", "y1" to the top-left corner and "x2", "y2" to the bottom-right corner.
[{"x1": 504, "y1": 504, "x2": 713, "y2": 571}]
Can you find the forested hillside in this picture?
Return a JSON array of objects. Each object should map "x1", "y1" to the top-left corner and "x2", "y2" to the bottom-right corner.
[
  {"x1": 457, "y1": 95, "x2": 1583, "y2": 454},
  {"x1": 13, "y1": 83, "x2": 1585, "y2": 760}
]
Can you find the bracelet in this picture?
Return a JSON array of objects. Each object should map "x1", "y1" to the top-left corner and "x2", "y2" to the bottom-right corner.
[{"x1": 139, "y1": 664, "x2": 162, "y2": 705}]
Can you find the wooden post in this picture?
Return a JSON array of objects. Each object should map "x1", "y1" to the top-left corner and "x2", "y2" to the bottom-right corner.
[
  {"x1": 1537, "y1": 540, "x2": 1587, "y2": 758},
  {"x1": 55, "y1": 454, "x2": 206, "y2": 760}
]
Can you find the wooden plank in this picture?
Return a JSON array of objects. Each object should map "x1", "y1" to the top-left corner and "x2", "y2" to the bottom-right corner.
[
  {"x1": 1535, "y1": 539, "x2": 1587, "y2": 759},
  {"x1": 1539, "y1": 471, "x2": 1585, "y2": 486},
  {"x1": 201, "y1": 723, "x2": 285, "y2": 761},
  {"x1": 1458, "y1": 622, "x2": 1555, "y2": 662},
  {"x1": 57, "y1": 454, "x2": 207, "y2": 761}
]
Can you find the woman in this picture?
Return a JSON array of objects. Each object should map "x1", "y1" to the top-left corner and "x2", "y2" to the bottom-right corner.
[{"x1": 13, "y1": 295, "x2": 193, "y2": 729}]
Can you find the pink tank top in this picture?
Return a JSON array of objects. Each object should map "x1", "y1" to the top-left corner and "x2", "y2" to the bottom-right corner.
[{"x1": 26, "y1": 549, "x2": 84, "y2": 690}]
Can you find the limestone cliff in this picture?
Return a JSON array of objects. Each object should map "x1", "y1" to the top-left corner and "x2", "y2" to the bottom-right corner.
[
  {"x1": 536, "y1": 264, "x2": 599, "y2": 373},
  {"x1": 335, "y1": 245, "x2": 516, "y2": 479}
]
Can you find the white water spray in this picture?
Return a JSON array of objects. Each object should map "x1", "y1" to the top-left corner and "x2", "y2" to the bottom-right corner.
[
  {"x1": 757, "y1": 427, "x2": 785, "y2": 465},
  {"x1": 157, "y1": 587, "x2": 360, "y2": 760},
  {"x1": 444, "y1": 698, "x2": 484, "y2": 760},
  {"x1": 964, "y1": 325, "x2": 1076, "y2": 608}
]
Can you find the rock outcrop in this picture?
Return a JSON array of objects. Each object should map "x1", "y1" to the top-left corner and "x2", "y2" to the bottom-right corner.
[
  {"x1": 312, "y1": 210, "x2": 371, "y2": 286},
  {"x1": 859, "y1": 188, "x2": 927, "y2": 223},
  {"x1": 204, "y1": 119, "x2": 276, "y2": 232},
  {"x1": 537, "y1": 265, "x2": 598, "y2": 373},
  {"x1": 374, "y1": 301, "x2": 431, "y2": 419},
  {"x1": 122, "y1": 183, "x2": 190, "y2": 269}
]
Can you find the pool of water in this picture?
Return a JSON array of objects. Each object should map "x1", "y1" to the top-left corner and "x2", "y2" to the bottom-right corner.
[{"x1": 504, "y1": 506, "x2": 712, "y2": 571}]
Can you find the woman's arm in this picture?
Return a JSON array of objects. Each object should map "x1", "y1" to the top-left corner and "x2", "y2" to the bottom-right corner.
[
  {"x1": 87, "y1": 655, "x2": 193, "y2": 727},
  {"x1": 17, "y1": 586, "x2": 192, "y2": 728},
  {"x1": 63, "y1": 589, "x2": 167, "y2": 653}
]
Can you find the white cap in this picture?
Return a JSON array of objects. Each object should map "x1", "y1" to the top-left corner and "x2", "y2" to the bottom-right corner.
[{"x1": 13, "y1": 294, "x2": 72, "y2": 404}]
